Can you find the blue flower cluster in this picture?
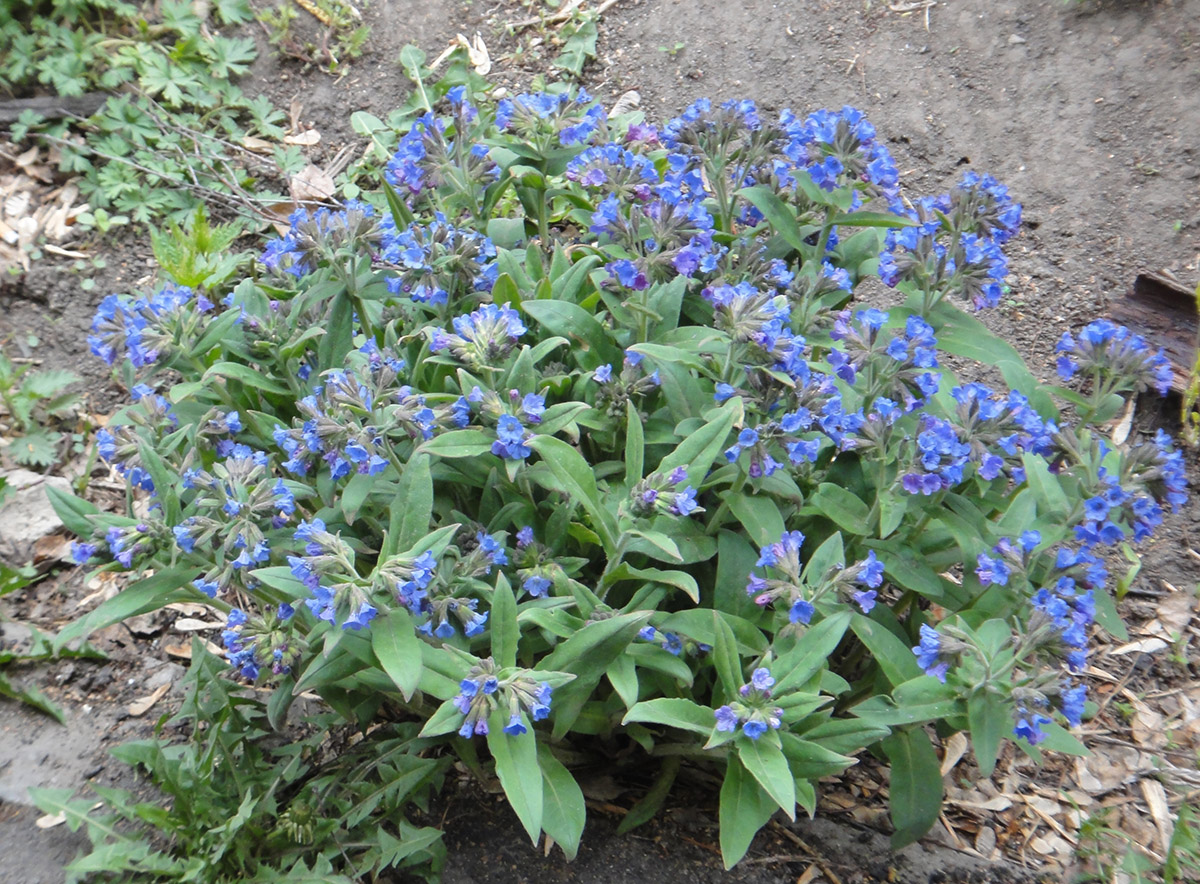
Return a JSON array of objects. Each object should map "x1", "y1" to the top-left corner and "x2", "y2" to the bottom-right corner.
[
  {"x1": 176, "y1": 442, "x2": 293, "y2": 596},
  {"x1": 1056, "y1": 319, "x2": 1173, "y2": 398},
  {"x1": 453, "y1": 660, "x2": 553, "y2": 738},
  {"x1": 713, "y1": 668, "x2": 784, "y2": 740},
  {"x1": 88, "y1": 284, "x2": 212, "y2": 368},
  {"x1": 386, "y1": 89, "x2": 498, "y2": 206},
  {"x1": 379, "y1": 212, "x2": 498, "y2": 306},
  {"x1": 743, "y1": 531, "x2": 885, "y2": 625},
  {"x1": 221, "y1": 603, "x2": 299, "y2": 680},
  {"x1": 879, "y1": 171, "x2": 1020, "y2": 311},
  {"x1": 430, "y1": 302, "x2": 526, "y2": 370},
  {"x1": 626, "y1": 467, "x2": 702, "y2": 519},
  {"x1": 777, "y1": 105, "x2": 899, "y2": 203},
  {"x1": 496, "y1": 89, "x2": 606, "y2": 147},
  {"x1": 260, "y1": 203, "x2": 379, "y2": 278}
]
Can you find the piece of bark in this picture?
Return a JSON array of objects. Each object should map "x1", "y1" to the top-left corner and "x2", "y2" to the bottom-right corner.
[{"x1": 0, "y1": 93, "x2": 108, "y2": 125}]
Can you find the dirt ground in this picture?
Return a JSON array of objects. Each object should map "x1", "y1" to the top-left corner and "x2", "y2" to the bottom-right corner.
[{"x1": 3, "y1": 0, "x2": 1200, "y2": 882}]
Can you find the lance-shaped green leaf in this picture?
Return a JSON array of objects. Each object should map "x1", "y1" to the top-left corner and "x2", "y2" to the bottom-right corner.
[
  {"x1": 538, "y1": 743, "x2": 586, "y2": 859},
  {"x1": 487, "y1": 707, "x2": 543, "y2": 844},
  {"x1": 382, "y1": 452, "x2": 433, "y2": 558},
  {"x1": 968, "y1": 688, "x2": 1009, "y2": 778},
  {"x1": 771, "y1": 611, "x2": 851, "y2": 694},
  {"x1": 718, "y1": 755, "x2": 776, "y2": 869},
  {"x1": 528, "y1": 434, "x2": 618, "y2": 553},
  {"x1": 739, "y1": 736, "x2": 796, "y2": 820},
  {"x1": 882, "y1": 727, "x2": 943, "y2": 848},
  {"x1": 53, "y1": 568, "x2": 198, "y2": 651},
  {"x1": 622, "y1": 698, "x2": 716, "y2": 737},
  {"x1": 416, "y1": 429, "x2": 494, "y2": 459},
  {"x1": 372, "y1": 608, "x2": 423, "y2": 701},
  {"x1": 491, "y1": 573, "x2": 519, "y2": 670}
]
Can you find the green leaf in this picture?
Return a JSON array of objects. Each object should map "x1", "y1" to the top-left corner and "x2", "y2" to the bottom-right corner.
[
  {"x1": 806, "y1": 483, "x2": 871, "y2": 534},
  {"x1": 519, "y1": 299, "x2": 620, "y2": 368},
  {"x1": 487, "y1": 707, "x2": 543, "y2": 844},
  {"x1": 711, "y1": 610, "x2": 743, "y2": 697},
  {"x1": 657, "y1": 400, "x2": 740, "y2": 484},
  {"x1": 419, "y1": 697, "x2": 466, "y2": 738},
  {"x1": 622, "y1": 698, "x2": 716, "y2": 736},
  {"x1": 491, "y1": 573, "x2": 518, "y2": 669},
  {"x1": 1020, "y1": 452, "x2": 1070, "y2": 520},
  {"x1": 882, "y1": 728, "x2": 943, "y2": 848},
  {"x1": 45, "y1": 485, "x2": 100, "y2": 538},
  {"x1": 738, "y1": 185, "x2": 807, "y2": 253},
  {"x1": 538, "y1": 744, "x2": 586, "y2": 859},
  {"x1": 203, "y1": 361, "x2": 289, "y2": 395},
  {"x1": 739, "y1": 737, "x2": 795, "y2": 820},
  {"x1": 340, "y1": 472, "x2": 375, "y2": 524},
  {"x1": 829, "y1": 210, "x2": 917, "y2": 229},
  {"x1": 658, "y1": 609, "x2": 768, "y2": 655},
  {"x1": 607, "y1": 564, "x2": 699, "y2": 603},
  {"x1": 778, "y1": 732, "x2": 857, "y2": 779},
  {"x1": 372, "y1": 608, "x2": 423, "y2": 701},
  {"x1": 528, "y1": 435, "x2": 618, "y2": 553},
  {"x1": 417, "y1": 429, "x2": 494, "y2": 458},
  {"x1": 617, "y1": 755, "x2": 679, "y2": 835},
  {"x1": 383, "y1": 453, "x2": 433, "y2": 558},
  {"x1": 928, "y1": 300, "x2": 1056, "y2": 418},
  {"x1": 11, "y1": 431, "x2": 58, "y2": 467},
  {"x1": 0, "y1": 672, "x2": 65, "y2": 722},
  {"x1": 624, "y1": 399, "x2": 644, "y2": 486},
  {"x1": 772, "y1": 611, "x2": 851, "y2": 694},
  {"x1": 968, "y1": 689, "x2": 1010, "y2": 778},
  {"x1": 726, "y1": 492, "x2": 786, "y2": 549},
  {"x1": 853, "y1": 676, "x2": 962, "y2": 727},
  {"x1": 850, "y1": 614, "x2": 922, "y2": 687},
  {"x1": 718, "y1": 755, "x2": 776, "y2": 869}
]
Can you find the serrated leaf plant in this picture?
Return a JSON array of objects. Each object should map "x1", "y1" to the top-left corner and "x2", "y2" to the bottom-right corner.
[{"x1": 54, "y1": 79, "x2": 1187, "y2": 873}]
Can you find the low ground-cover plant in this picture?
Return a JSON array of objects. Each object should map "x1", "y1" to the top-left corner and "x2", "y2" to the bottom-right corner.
[{"x1": 48, "y1": 84, "x2": 1187, "y2": 875}]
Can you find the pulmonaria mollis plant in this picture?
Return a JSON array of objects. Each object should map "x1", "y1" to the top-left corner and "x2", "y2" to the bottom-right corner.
[{"x1": 57, "y1": 84, "x2": 1187, "y2": 873}]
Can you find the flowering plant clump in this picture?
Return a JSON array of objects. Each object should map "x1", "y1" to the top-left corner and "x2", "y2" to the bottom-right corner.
[{"x1": 54, "y1": 80, "x2": 1187, "y2": 872}]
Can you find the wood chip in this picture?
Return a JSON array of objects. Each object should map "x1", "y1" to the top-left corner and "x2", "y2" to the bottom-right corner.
[
  {"x1": 974, "y1": 824, "x2": 997, "y2": 858},
  {"x1": 127, "y1": 682, "x2": 170, "y2": 717},
  {"x1": 164, "y1": 639, "x2": 223, "y2": 659},
  {"x1": 173, "y1": 617, "x2": 221, "y2": 631}
]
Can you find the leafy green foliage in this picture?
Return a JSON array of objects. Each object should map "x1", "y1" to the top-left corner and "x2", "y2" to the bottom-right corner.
[
  {"x1": 31, "y1": 644, "x2": 448, "y2": 883},
  {"x1": 257, "y1": 0, "x2": 371, "y2": 73},
  {"x1": 0, "y1": 348, "x2": 81, "y2": 467},
  {"x1": 51, "y1": 71, "x2": 1183, "y2": 875},
  {"x1": 5, "y1": 0, "x2": 291, "y2": 229}
]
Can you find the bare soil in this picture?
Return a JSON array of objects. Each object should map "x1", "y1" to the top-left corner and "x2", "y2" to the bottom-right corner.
[{"x1": 3, "y1": 1, "x2": 1200, "y2": 882}]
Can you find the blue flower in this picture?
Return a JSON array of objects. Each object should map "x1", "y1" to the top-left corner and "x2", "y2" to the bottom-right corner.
[
  {"x1": 1060, "y1": 683, "x2": 1087, "y2": 728},
  {"x1": 492, "y1": 414, "x2": 532, "y2": 460},
  {"x1": 912, "y1": 623, "x2": 949, "y2": 682}
]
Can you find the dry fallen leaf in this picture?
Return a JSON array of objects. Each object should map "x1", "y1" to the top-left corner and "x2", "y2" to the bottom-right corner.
[
  {"x1": 35, "y1": 812, "x2": 66, "y2": 829},
  {"x1": 1141, "y1": 779, "x2": 1173, "y2": 854},
  {"x1": 289, "y1": 164, "x2": 336, "y2": 202},
  {"x1": 284, "y1": 129, "x2": 321, "y2": 147},
  {"x1": 940, "y1": 732, "x2": 969, "y2": 776},
  {"x1": 242, "y1": 135, "x2": 274, "y2": 153},
  {"x1": 1141, "y1": 591, "x2": 1197, "y2": 640},
  {"x1": 1110, "y1": 637, "x2": 1168, "y2": 656},
  {"x1": 456, "y1": 32, "x2": 491, "y2": 75},
  {"x1": 127, "y1": 682, "x2": 170, "y2": 717}
]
